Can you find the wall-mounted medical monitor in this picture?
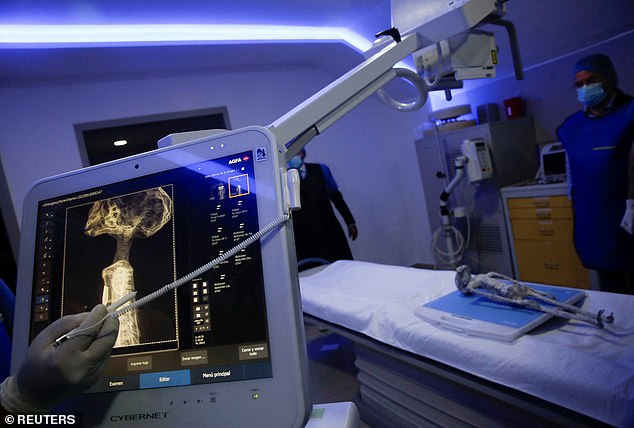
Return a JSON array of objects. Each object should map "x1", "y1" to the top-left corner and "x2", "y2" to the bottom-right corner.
[{"x1": 12, "y1": 126, "x2": 310, "y2": 427}]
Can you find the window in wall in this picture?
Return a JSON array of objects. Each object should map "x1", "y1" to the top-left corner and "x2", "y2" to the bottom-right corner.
[{"x1": 75, "y1": 107, "x2": 230, "y2": 166}]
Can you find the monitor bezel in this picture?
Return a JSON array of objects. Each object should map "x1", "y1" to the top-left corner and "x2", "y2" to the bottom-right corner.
[{"x1": 12, "y1": 126, "x2": 310, "y2": 427}]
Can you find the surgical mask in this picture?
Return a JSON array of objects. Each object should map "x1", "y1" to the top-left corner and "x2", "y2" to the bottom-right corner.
[
  {"x1": 576, "y1": 82, "x2": 606, "y2": 108},
  {"x1": 288, "y1": 155, "x2": 303, "y2": 170}
]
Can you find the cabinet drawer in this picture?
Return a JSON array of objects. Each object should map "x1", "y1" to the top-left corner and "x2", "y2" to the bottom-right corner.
[
  {"x1": 511, "y1": 219, "x2": 573, "y2": 241},
  {"x1": 509, "y1": 206, "x2": 572, "y2": 220},
  {"x1": 507, "y1": 195, "x2": 571, "y2": 209},
  {"x1": 514, "y1": 240, "x2": 590, "y2": 288}
]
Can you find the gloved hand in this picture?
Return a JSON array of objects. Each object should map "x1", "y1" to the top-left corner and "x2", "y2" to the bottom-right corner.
[
  {"x1": 621, "y1": 199, "x2": 634, "y2": 235},
  {"x1": 1, "y1": 304, "x2": 119, "y2": 413}
]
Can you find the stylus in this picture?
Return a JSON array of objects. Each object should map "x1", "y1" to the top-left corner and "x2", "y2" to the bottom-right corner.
[{"x1": 54, "y1": 292, "x2": 137, "y2": 346}]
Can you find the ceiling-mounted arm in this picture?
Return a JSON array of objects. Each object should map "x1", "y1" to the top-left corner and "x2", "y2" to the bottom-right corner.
[
  {"x1": 161, "y1": 2, "x2": 519, "y2": 162},
  {"x1": 485, "y1": 17, "x2": 524, "y2": 80},
  {"x1": 266, "y1": 0, "x2": 513, "y2": 161},
  {"x1": 267, "y1": 33, "x2": 422, "y2": 160}
]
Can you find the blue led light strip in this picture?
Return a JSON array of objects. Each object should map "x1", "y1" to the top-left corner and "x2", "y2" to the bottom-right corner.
[{"x1": 0, "y1": 24, "x2": 372, "y2": 52}]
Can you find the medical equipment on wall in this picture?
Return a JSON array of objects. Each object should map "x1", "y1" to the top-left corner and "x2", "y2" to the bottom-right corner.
[
  {"x1": 537, "y1": 141, "x2": 568, "y2": 184},
  {"x1": 455, "y1": 265, "x2": 615, "y2": 328},
  {"x1": 434, "y1": 155, "x2": 468, "y2": 266},
  {"x1": 432, "y1": 139, "x2": 494, "y2": 266},
  {"x1": 416, "y1": 117, "x2": 539, "y2": 274},
  {"x1": 461, "y1": 138, "x2": 493, "y2": 182}
]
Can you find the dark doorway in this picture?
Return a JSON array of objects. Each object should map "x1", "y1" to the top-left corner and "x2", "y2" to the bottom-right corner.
[{"x1": 75, "y1": 107, "x2": 230, "y2": 166}]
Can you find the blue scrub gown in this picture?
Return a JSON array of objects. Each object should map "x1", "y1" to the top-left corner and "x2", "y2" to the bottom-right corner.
[{"x1": 557, "y1": 90, "x2": 634, "y2": 272}]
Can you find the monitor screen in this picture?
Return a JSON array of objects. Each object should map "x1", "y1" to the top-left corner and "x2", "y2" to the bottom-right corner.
[
  {"x1": 32, "y1": 150, "x2": 272, "y2": 393},
  {"x1": 13, "y1": 127, "x2": 310, "y2": 426},
  {"x1": 542, "y1": 151, "x2": 567, "y2": 177}
]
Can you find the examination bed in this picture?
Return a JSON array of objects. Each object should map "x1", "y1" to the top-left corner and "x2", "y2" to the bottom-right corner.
[{"x1": 299, "y1": 260, "x2": 634, "y2": 427}]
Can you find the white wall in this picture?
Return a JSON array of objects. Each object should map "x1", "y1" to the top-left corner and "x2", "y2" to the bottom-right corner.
[
  {"x1": 5, "y1": 28, "x2": 630, "y2": 270},
  {"x1": 0, "y1": 62, "x2": 432, "y2": 267}
]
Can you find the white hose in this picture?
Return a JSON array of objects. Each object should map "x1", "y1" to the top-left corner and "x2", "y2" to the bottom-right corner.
[
  {"x1": 422, "y1": 42, "x2": 445, "y2": 88},
  {"x1": 376, "y1": 68, "x2": 428, "y2": 112},
  {"x1": 432, "y1": 224, "x2": 466, "y2": 266}
]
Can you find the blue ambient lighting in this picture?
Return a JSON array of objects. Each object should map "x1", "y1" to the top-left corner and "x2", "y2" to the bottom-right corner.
[{"x1": 0, "y1": 24, "x2": 373, "y2": 52}]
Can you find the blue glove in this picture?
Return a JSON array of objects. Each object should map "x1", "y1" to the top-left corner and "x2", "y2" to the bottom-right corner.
[{"x1": 1, "y1": 304, "x2": 118, "y2": 413}]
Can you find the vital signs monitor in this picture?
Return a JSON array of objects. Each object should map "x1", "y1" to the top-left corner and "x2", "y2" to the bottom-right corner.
[{"x1": 11, "y1": 126, "x2": 311, "y2": 426}]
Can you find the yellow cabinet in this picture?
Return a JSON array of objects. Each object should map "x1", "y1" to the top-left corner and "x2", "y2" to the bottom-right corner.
[
  {"x1": 510, "y1": 219, "x2": 573, "y2": 241},
  {"x1": 501, "y1": 184, "x2": 590, "y2": 289},
  {"x1": 513, "y1": 240, "x2": 589, "y2": 288}
]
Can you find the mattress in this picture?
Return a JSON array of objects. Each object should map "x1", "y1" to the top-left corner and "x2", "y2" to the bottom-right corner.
[{"x1": 299, "y1": 260, "x2": 634, "y2": 426}]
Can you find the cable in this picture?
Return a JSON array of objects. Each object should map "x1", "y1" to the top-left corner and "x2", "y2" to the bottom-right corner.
[
  {"x1": 423, "y1": 42, "x2": 445, "y2": 88},
  {"x1": 432, "y1": 224, "x2": 466, "y2": 266},
  {"x1": 376, "y1": 68, "x2": 428, "y2": 111},
  {"x1": 55, "y1": 212, "x2": 291, "y2": 345}
]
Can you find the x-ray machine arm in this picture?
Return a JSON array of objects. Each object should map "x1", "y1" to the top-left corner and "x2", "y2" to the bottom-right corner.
[
  {"x1": 266, "y1": 0, "x2": 518, "y2": 160},
  {"x1": 268, "y1": 33, "x2": 422, "y2": 160},
  {"x1": 160, "y1": 1, "x2": 520, "y2": 159}
]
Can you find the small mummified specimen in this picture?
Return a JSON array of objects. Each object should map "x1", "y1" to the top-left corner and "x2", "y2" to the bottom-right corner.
[
  {"x1": 85, "y1": 188, "x2": 173, "y2": 347},
  {"x1": 454, "y1": 265, "x2": 614, "y2": 328}
]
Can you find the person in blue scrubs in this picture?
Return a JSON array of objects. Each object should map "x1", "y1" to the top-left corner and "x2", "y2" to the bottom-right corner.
[{"x1": 557, "y1": 53, "x2": 634, "y2": 293}]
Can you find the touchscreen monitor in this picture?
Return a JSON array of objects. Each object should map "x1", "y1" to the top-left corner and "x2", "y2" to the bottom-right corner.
[{"x1": 12, "y1": 126, "x2": 310, "y2": 427}]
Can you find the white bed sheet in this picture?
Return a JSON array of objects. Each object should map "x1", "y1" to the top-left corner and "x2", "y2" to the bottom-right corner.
[{"x1": 299, "y1": 260, "x2": 634, "y2": 427}]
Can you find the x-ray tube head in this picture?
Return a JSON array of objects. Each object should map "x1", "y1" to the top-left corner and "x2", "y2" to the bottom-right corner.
[
  {"x1": 413, "y1": 31, "x2": 498, "y2": 86},
  {"x1": 392, "y1": 0, "x2": 505, "y2": 44}
]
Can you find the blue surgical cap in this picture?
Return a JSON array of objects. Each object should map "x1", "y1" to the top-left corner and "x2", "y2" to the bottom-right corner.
[{"x1": 572, "y1": 54, "x2": 618, "y2": 87}]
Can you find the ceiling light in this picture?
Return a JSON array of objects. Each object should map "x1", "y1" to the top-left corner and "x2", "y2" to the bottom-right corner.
[
  {"x1": 0, "y1": 24, "x2": 373, "y2": 52},
  {"x1": 113, "y1": 140, "x2": 128, "y2": 147}
]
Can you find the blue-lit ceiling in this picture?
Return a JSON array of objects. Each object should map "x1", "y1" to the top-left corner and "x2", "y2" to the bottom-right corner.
[
  {"x1": 1, "y1": 1, "x2": 632, "y2": 85},
  {"x1": 0, "y1": 1, "x2": 394, "y2": 83},
  {"x1": 0, "y1": 1, "x2": 389, "y2": 48},
  {"x1": 0, "y1": 1, "x2": 390, "y2": 32}
]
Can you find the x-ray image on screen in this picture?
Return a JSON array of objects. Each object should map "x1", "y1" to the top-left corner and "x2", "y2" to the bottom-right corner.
[{"x1": 62, "y1": 185, "x2": 178, "y2": 354}]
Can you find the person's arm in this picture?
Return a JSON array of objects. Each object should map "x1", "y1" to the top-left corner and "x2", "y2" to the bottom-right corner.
[
  {"x1": 621, "y1": 139, "x2": 634, "y2": 234},
  {"x1": 331, "y1": 191, "x2": 358, "y2": 240},
  {"x1": 0, "y1": 304, "x2": 119, "y2": 414},
  {"x1": 321, "y1": 165, "x2": 358, "y2": 239},
  {"x1": 629, "y1": 139, "x2": 634, "y2": 199}
]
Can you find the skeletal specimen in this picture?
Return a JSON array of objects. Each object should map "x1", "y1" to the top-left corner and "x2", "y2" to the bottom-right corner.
[
  {"x1": 454, "y1": 265, "x2": 614, "y2": 328},
  {"x1": 85, "y1": 188, "x2": 173, "y2": 347}
]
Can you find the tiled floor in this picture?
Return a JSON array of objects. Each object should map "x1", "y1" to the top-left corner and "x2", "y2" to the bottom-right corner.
[{"x1": 305, "y1": 323, "x2": 372, "y2": 428}]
